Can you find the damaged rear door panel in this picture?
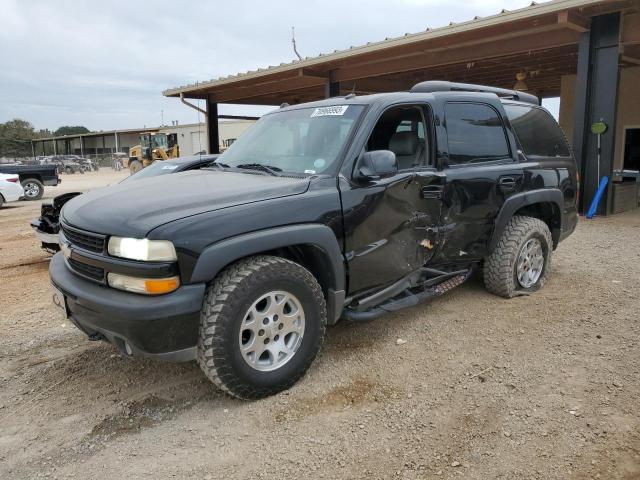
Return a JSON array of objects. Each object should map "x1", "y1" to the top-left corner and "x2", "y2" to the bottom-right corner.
[{"x1": 430, "y1": 98, "x2": 524, "y2": 263}]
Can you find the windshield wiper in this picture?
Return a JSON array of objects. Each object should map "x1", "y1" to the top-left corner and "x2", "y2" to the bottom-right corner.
[
  {"x1": 210, "y1": 161, "x2": 230, "y2": 168},
  {"x1": 235, "y1": 163, "x2": 282, "y2": 176}
]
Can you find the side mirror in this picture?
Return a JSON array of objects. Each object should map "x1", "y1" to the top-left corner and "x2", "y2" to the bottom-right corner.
[{"x1": 357, "y1": 150, "x2": 398, "y2": 180}]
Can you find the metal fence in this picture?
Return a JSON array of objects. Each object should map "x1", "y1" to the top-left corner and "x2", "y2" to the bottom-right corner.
[
  {"x1": 77, "y1": 153, "x2": 127, "y2": 169},
  {"x1": 1, "y1": 154, "x2": 128, "y2": 171}
]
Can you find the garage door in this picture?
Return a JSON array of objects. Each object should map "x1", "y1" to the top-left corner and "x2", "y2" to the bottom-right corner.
[{"x1": 191, "y1": 131, "x2": 205, "y2": 155}]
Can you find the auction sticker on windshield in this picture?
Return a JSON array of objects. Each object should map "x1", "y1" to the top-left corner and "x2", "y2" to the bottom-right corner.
[{"x1": 311, "y1": 106, "x2": 348, "y2": 117}]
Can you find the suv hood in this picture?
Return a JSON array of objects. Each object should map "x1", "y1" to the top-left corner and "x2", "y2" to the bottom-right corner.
[{"x1": 62, "y1": 170, "x2": 310, "y2": 237}]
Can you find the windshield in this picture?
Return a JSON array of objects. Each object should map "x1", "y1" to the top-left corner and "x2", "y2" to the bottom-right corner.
[
  {"x1": 122, "y1": 160, "x2": 180, "y2": 182},
  {"x1": 152, "y1": 134, "x2": 168, "y2": 149},
  {"x1": 219, "y1": 105, "x2": 364, "y2": 175}
]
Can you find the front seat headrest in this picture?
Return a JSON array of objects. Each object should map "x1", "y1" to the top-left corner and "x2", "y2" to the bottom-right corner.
[{"x1": 388, "y1": 131, "x2": 419, "y2": 156}]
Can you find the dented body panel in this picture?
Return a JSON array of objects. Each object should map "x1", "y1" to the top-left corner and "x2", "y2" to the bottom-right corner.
[{"x1": 337, "y1": 91, "x2": 577, "y2": 296}]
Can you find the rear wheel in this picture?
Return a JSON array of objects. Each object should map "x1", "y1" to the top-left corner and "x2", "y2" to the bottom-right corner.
[
  {"x1": 21, "y1": 178, "x2": 44, "y2": 200},
  {"x1": 0, "y1": 194, "x2": 4, "y2": 208},
  {"x1": 198, "y1": 255, "x2": 327, "y2": 399},
  {"x1": 129, "y1": 160, "x2": 143, "y2": 174},
  {"x1": 483, "y1": 215, "x2": 552, "y2": 298}
]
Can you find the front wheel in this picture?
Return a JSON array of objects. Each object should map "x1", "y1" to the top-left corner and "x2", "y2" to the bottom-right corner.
[
  {"x1": 483, "y1": 215, "x2": 553, "y2": 298},
  {"x1": 129, "y1": 160, "x2": 143, "y2": 174},
  {"x1": 198, "y1": 255, "x2": 327, "y2": 400}
]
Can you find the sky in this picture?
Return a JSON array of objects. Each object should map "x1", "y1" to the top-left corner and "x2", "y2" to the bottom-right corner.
[{"x1": 0, "y1": 0, "x2": 559, "y2": 132}]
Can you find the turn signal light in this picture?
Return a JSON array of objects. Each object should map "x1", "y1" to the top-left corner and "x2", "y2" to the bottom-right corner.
[
  {"x1": 107, "y1": 273, "x2": 180, "y2": 295},
  {"x1": 144, "y1": 277, "x2": 180, "y2": 295}
]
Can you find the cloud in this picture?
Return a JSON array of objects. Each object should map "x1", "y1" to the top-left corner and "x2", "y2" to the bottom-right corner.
[{"x1": 0, "y1": 0, "x2": 545, "y2": 130}]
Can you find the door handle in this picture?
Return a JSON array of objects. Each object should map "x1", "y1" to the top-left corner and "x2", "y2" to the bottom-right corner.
[
  {"x1": 498, "y1": 176, "x2": 519, "y2": 191},
  {"x1": 421, "y1": 185, "x2": 443, "y2": 199}
]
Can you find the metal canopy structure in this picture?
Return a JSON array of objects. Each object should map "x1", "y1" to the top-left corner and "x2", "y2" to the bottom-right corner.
[
  {"x1": 164, "y1": 0, "x2": 638, "y2": 105},
  {"x1": 164, "y1": 0, "x2": 640, "y2": 215}
]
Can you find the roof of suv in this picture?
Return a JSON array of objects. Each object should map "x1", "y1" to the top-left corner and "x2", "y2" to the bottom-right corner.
[{"x1": 277, "y1": 81, "x2": 539, "y2": 114}]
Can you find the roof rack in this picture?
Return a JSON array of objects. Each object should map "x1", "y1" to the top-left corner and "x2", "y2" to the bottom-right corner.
[{"x1": 410, "y1": 80, "x2": 539, "y2": 105}]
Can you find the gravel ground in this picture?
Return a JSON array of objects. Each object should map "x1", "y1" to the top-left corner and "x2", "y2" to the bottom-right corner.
[{"x1": 1, "y1": 170, "x2": 639, "y2": 479}]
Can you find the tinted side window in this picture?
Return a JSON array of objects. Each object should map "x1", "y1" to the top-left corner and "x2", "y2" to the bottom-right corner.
[
  {"x1": 503, "y1": 104, "x2": 570, "y2": 158},
  {"x1": 367, "y1": 105, "x2": 429, "y2": 169},
  {"x1": 445, "y1": 103, "x2": 510, "y2": 165}
]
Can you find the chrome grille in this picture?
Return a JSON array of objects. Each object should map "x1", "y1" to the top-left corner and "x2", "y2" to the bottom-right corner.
[{"x1": 61, "y1": 224, "x2": 105, "y2": 253}]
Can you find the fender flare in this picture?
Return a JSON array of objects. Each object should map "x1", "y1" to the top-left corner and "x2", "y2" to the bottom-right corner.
[
  {"x1": 189, "y1": 224, "x2": 346, "y2": 322},
  {"x1": 489, "y1": 189, "x2": 564, "y2": 252}
]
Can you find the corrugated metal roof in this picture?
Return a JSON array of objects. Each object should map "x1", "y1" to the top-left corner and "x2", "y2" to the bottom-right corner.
[
  {"x1": 163, "y1": 0, "x2": 605, "y2": 97},
  {"x1": 32, "y1": 127, "x2": 161, "y2": 142}
]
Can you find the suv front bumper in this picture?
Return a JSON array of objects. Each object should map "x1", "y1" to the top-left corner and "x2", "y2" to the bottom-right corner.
[{"x1": 49, "y1": 252, "x2": 205, "y2": 362}]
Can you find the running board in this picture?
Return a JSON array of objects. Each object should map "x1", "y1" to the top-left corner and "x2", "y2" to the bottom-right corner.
[{"x1": 341, "y1": 269, "x2": 472, "y2": 323}]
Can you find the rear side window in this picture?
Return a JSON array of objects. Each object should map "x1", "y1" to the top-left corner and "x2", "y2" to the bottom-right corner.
[
  {"x1": 503, "y1": 104, "x2": 571, "y2": 158},
  {"x1": 445, "y1": 103, "x2": 510, "y2": 165}
]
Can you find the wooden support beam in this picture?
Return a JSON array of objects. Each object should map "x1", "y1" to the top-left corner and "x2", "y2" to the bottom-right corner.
[
  {"x1": 622, "y1": 12, "x2": 640, "y2": 45},
  {"x1": 324, "y1": 70, "x2": 339, "y2": 98},
  {"x1": 620, "y1": 43, "x2": 640, "y2": 65},
  {"x1": 299, "y1": 68, "x2": 328, "y2": 79},
  {"x1": 213, "y1": 75, "x2": 325, "y2": 103},
  {"x1": 621, "y1": 55, "x2": 640, "y2": 65},
  {"x1": 332, "y1": 29, "x2": 580, "y2": 83},
  {"x1": 558, "y1": 10, "x2": 590, "y2": 33},
  {"x1": 352, "y1": 77, "x2": 411, "y2": 92}
]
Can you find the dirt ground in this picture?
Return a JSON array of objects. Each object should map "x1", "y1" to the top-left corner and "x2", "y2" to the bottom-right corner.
[{"x1": 1, "y1": 170, "x2": 639, "y2": 480}]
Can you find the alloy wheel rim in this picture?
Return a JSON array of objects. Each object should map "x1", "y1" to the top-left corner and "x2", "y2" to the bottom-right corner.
[
  {"x1": 516, "y1": 238, "x2": 544, "y2": 288},
  {"x1": 238, "y1": 290, "x2": 305, "y2": 372},
  {"x1": 24, "y1": 182, "x2": 39, "y2": 198}
]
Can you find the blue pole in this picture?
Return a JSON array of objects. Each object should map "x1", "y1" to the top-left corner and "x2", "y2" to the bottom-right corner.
[{"x1": 586, "y1": 176, "x2": 608, "y2": 219}]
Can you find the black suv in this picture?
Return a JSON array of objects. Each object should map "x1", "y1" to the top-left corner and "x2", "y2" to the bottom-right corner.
[{"x1": 50, "y1": 81, "x2": 578, "y2": 399}]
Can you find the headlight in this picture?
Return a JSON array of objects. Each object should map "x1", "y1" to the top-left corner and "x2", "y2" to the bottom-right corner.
[
  {"x1": 107, "y1": 237, "x2": 177, "y2": 262},
  {"x1": 108, "y1": 273, "x2": 180, "y2": 295}
]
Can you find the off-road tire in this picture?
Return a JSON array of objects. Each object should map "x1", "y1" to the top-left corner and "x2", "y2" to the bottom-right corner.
[
  {"x1": 21, "y1": 178, "x2": 44, "y2": 200},
  {"x1": 483, "y1": 215, "x2": 553, "y2": 298},
  {"x1": 64, "y1": 166, "x2": 73, "y2": 174},
  {"x1": 0, "y1": 193, "x2": 4, "y2": 208},
  {"x1": 129, "y1": 160, "x2": 143, "y2": 174},
  {"x1": 198, "y1": 255, "x2": 327, "y2": 400}
]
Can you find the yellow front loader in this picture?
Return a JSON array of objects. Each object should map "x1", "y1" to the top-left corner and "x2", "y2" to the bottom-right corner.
[{"x1": 128, "y1": 133, "x2": 179, "y2": 173}]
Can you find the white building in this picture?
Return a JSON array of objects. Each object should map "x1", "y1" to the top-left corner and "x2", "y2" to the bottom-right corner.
[
  {"x1": 159, "y1": 120, "x2": 255, "y2": 156},
  {"x1": 32, "y1": 118, "x2": 256, "y2": 158}
]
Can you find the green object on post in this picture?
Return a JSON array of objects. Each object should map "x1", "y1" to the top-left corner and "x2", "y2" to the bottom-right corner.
[{"x1": 591, "y1": 122, "x2": 608, "y2": 135}]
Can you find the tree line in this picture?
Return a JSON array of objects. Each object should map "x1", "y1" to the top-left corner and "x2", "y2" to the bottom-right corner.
[{"x1": 0, "y1": 119, "x2": 89, "y2": 158}]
